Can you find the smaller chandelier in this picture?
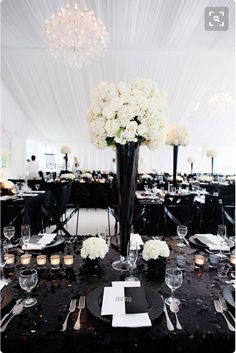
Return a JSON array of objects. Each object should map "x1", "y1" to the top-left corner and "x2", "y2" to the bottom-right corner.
[
  {"x1": 44, "y1": 3, "x2": 109, "y2": 68},
  {"x1": 208, "y1": 92, "x2": 235, "y2": 112}
]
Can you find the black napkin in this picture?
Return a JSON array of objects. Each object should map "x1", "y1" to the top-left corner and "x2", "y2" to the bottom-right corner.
[{"x1": 124, "y1": 287, "x2": 148, "y2": 314}]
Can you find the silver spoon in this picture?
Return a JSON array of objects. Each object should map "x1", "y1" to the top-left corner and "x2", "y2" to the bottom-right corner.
[
  {"x1": 170, "y1": 301, "x2": 182, "y2": 330},
  {"x1": 0, "y1": 302, "x2": 23, "y2": 332}
]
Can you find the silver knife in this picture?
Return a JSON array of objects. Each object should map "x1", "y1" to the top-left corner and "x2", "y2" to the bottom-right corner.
[
  {"x1": 161, "y1": 296, "x2": 174, "y2": 331},
  {"x1": 0, "y1": 299, "x2": 22, "y2": 326}
]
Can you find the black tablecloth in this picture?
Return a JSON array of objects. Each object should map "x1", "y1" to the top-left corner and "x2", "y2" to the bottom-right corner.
[{"x1": 1, "y1": 237, "x2": 234, "y2": 353}]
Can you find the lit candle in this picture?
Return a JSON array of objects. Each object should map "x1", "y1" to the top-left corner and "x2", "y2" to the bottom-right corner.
[
  {"x1": 230, "y1": 255, "x2": 236, "y2": 266},
  {"x1": 36, "y1": 255, "x2": 47, "y2": 268},
  {"x1": 20, "y1": 254, "x2": 32, "y2": 266},
  {"x1": 4, "y1": 253, "x2": 15, "y2": 266},
  {"x1": 195, "y1": 255, "x2": 205, "y2": 268},
  {"x1": 64, "y1": 255, "x2": 74, "y2": 267},
  {"x1": 50, "y1": 254, "x2": 60, "y2": 269}
]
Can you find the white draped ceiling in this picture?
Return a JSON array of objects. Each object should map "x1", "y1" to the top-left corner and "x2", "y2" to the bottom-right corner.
[{"x1": 1, "y1": 0, "x2": 235, "y2": 175}]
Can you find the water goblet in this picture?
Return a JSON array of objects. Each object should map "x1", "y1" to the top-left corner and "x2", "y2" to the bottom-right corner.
[
  {"x1": 216, "y1": 225, "x2": 227, "y2": 260},
  {"x1": 0, "y1": 241, "x2": 10, "y2": 284},
  {"x1": 176, "y1": 225, "x2": 188, "y2": 247},
  {"x1": 165, "y1": 268, "x2": 183, "y2": 306},
  {"x1": 35, "y1": 184, "x2": 40, "y2": 191},
  {"x1": 21, "y1": 224, "x2": 31, "y2": 254},
  {"x1": 3, "y1": 226, "x2": 15, "y2": 249},
  {"x1": 19, "y1": 269, "x2": 38, "y2": 307},
  {"x1": 125, "y1": 242, "x2": 139, "y2": 281}
]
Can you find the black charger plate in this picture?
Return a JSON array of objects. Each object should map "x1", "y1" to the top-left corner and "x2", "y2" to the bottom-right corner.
[
  {"x1": 86, "y1": 286, "x2": 164, "y2": 324},
  {"x1": 189, "y1": 235, "x2": 234, "y2": 251}
]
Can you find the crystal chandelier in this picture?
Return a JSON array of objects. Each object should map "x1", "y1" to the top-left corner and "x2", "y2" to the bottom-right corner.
[
  {"x1": 44, "y1": 3, "x2": 109, "y2": 68},
  {"x1": 208, "y1": 92, "x2": 235, "y2": 112}
]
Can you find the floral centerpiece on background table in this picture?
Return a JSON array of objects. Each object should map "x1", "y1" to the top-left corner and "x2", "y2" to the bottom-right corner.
[
  {"x1": 187, "y1": 156, "x2": 195, "y2": 174},
  {"x1": 206, "y1": 148, "x2": 217, "y2": 176},
  {"x1": 87, "y1": 78, "x2": 168, "y2": 271},
  {"x1": 60, "y1": 173, "x2": 75, "y2": 181},
  {"x1": 166, "y1": 124, "x2": 189, "y2": 187},
  {"x1": 142, "y1": 239, "x2": 170, "y2": 277},
  {"x1": 60, "y1": 145, "x2": 72, "y2": 171}
]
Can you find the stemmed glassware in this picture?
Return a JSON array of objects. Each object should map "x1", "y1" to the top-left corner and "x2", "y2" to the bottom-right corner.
[
  {"x1": 165, "y1": 268, "x2": 183, "y2": 306},
  {"x1": 3, "y1": 226, "x2": 15, "y2": 248},
  {"x1": 216, "y1": 225, "x2": 227, "y2": 259},
  {"x1": 35, "y1": 184, "x2": 40, "y2": 191},
  {"x1": 0, "y1": 241, "x2": 10, "y2": 284},
  {"x1": 176, "y1": 225, "x2": 188, "y2": 247},
  {"x1": 125, "y1": 242, "x2": 139, "y2": 281},
  {"x1": 19, "y1": 269, "x2": 38, "y2": 307},
  {"x1": 21, "y1": 224, "x2": 31, "y2": 254}
]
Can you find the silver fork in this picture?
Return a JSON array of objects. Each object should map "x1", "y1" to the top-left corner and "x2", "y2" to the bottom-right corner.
[
  {"x1": 219, "y1": 296, "x2": 236, "y2": 325},
  {"x1": 214, "y1": 300, "x2": 235, "y2": 332},
  {"x1": 61, "y1": 299, "x2": 76, "y2": 332},
  {"x1": 74, "y1": 296, "x2": 86, "y2": 330}
]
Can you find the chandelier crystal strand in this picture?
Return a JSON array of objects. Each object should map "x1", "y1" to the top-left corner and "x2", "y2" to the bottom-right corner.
[
  {"x1": 207, "y1": 93, "x2": 235, "y2": 112},
  {"x1": 44, "y1": 3, "x2": 109, "y2": 68}
]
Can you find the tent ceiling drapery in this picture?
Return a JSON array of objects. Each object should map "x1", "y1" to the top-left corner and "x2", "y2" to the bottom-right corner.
[{"x1": 1, "y1": 0, "x2": 235, "y2": 147}]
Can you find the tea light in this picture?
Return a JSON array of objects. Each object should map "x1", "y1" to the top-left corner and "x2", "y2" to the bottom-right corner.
[
  {"x1": 36, "y1": 255, "x2": 47, "y2": 268},
  {"x1": 50, "y1": 254, "x2": 60, "y2": 269},
  {"x1": 230, "y1": 255, "x2": 236, "y2": 266},
  {"x1": 4, "y1": 253, "x2": 15, "y2": 266},
  {"x1": 20, "y1": 254, "x2": 32, "y2": 266},
  {"x1": 64, "y1": 255, "x2": 74, "y2": 267},
  {"x1": 195, "y1": 255, "x2": 205, "y2": 269}
]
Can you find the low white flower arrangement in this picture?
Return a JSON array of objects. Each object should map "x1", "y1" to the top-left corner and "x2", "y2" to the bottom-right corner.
[
  {"x1": 187, "y1": 156, "x2": 195, "y2": 164},
  {"x1": 142, "y1": 239, "x2": 170, "y2": 261},
  {"x1": 81, "y1": 172, "x2": 93, "y2": 179},
  {"x1": 87, "y1": 78, "x2": 168, "y2": 150},
  {"x1": 60, "y1": 173, "x2": 75, "y2": 180},
  {"x1": 81, "y1": 237, "x2": 109, "y2": 260},
  {"x1": 206, "y1": 148, "x2": 217, "y2": 158},
  {"x1": 61, "y1": 145, "x2": 72, "y2": 154},
  {"x1": 166, "y1": 124, "x2": 189, "y2": 146},
  {"x1": 141, "y1": 174, "x2": 153, "y2": 180},
  {"x1": 167, "y1": 175, "x2": 183, "y2": 182},
  {"x1": 226, "y1": 175, "x2": 236, "y2": 181},
  {"x1": 198, "y1": 176, "x2": 213, "y2": 183}
]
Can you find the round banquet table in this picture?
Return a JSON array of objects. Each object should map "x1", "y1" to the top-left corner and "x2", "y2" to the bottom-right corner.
[{"x1": 1, "y1": 236, "x2": 235, "y2": 353}]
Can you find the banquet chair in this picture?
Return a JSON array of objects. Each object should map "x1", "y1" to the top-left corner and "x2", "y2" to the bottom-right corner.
[
  {"x1": 164, "y1": 205, "x2": 201, "y2": 236},
  {"x1": 221, "y1": 205, "x2": 235, "y2": 237},
  {"x1": 108, "y1": 206, "x2": 119, "y2": 237},
  {"x1": 164, "y1": 194, "x2": 195, "y2": 206},
  {"x1": 202, "y1": 195, "x2": 224, "y2": 234},
  {"x1": 41, "y1": 184, "x2": 79, "y2": 236}
]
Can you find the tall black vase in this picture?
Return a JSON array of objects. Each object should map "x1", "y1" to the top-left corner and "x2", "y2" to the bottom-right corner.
[
  {"x1": 173, "y1": 145, "x2": 179, "y2": 187},
  {"x1": 211, "y1": 157, "x2": 214, "y2": 176},
  {"x1": 112, "y1": 142, "x2": 140, "y2": 271},
  {"x1": 65, "y1": 153, "x2": 68, "y2": 171},
  {"x1": 191, "y1": 163, "x2": 193, "y2": 174}
]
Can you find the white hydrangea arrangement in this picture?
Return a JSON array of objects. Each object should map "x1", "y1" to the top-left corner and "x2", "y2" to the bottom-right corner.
[
  {"x1": 61, "y1": 145, "x2": 72, "y2": 154},
  {"x1": 60, "y1": 173, "x2": 75, "y2": 180},
  {"x1": 142, "y1": 240, "x2": 170, "y2": 261},
  {"x1": 81, "y1": 172, "x2": 93, "y2": 179},
  {"x1": 141, "y1": 174, "x2": 153, "y2": 180},
  {"x1": 166, "y1": 124, "x2": 189, "y2": 146},
  {"x1": 198, "y1": 175, "x2": 213, "y2": 183},
  {"x1": 87, "y1": 78, "x2": 168, "y2": 150},
  {"x1": 206, "y1": 148, "x2": 217, "y2": 158},
  {"x1": 167, "y1": 175, "x2": 183, "y2": 182},
  {"x1": 187, "y1": 156, "x2": 195, "y2": 164},
  {"x1": 81, "y1": 237, "x2": 109, "y2": 260}
]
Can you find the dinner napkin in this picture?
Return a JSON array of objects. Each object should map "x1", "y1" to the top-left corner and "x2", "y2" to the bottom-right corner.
[
  {"x1": 194, "y1": 234, "x2": 230, "y2": 251},
  {"x1": 0, "y1": 279, "x2": 8, "y2": 291},
  {"x1": 21, "y1": 193, "x2": 38, "y2": 197},
  {"x1": 130, "y1": 234, "x2": 144, "y2": 250},
  {"x1": 22, "y1": 233, "x2": 57, "y2": 250},
  {"x1": 102, "y1": 281, "x2": 151, "y2": 328}
]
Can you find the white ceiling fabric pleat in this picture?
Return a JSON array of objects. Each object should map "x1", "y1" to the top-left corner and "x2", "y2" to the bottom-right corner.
[{"x1": 1, "y1": 0, "x2": 235, "y2": 147}]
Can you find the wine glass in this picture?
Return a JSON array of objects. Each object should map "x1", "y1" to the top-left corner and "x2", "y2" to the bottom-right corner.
[
  {"x1": 0, "y1": 241, "x2": 10, "y2": 284},
  {"x1": 19, "y1": 269, "x2": 38, "y2": 307},
  {"x1": 176, "y1": 225, "x2": 188, "y2": 247},
  {"x1": 21, "y1": 224, "x2": 31, "y2": 254},
  {"x1": 144, "y1": 184, "x2": 149, "y2": 193},
  {"x1": 165, "y1": 268, "x2": 183, "y2": 306},
  {"x1": 35, "y1": 184, "x2": 40, "y2": 191},
  {"x1": 125, "y1": 242, "x2": 139, "y2": 281},
  {"x1": 216, "y1": 225, "x2": 227, "y2": 259},
  {"x1": 3, "y1": 226, "x2": 15, "y2": 249}
]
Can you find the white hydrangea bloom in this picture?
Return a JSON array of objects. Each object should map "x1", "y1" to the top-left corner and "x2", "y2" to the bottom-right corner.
[
  {"x1": 206, "y1": 148, "x2": 217, "y2": 158},
  {"x1": 81, "y1": 237, "x2": 109, "y2": 260},
  {"x1": 166, "y1": 124, "x2": 190, "y2": 146},
  {"x1": 142, "y1": 240, "x2": 170, "y2": 261}
]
